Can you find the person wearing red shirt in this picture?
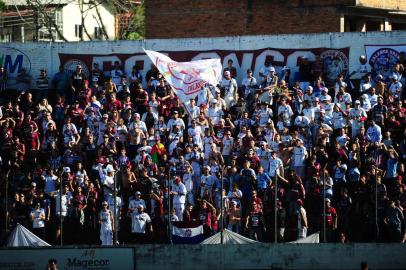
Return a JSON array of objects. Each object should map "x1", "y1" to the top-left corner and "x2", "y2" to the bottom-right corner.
[
  {"x1": 321, "y1": 198, "x2": 337, "y2": 242},
  {"x1": 105, "y1": 93, "x2": 122, "y2": 112}
]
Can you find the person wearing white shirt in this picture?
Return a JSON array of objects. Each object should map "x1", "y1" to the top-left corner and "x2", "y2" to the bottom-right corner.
[
  {"x1": 257, "y1": 142, "x2": 271, "y2": 172},
  {"x1": 292, "y1": 140, "x2": 308, "y2": 178},
  {"x1": 186, "y1": 99, "x2": 200, "y2": 125},
  {"x1": 242, "y1": 69, "x2": 258, "y2": 98},
  {"x1": 111, "y1": 61, "x2": 123, "y2": 86},
  {"x1": 207, "y1": 100, "x2": 224, "y2": 125},
  {"x1": 221, "y1": 131, "x2": 234, "y2": 165},
  {"x1": 349, "y1": 100, "x2": 367, "y2": 137},
  {"x1": 360, "y1": 94, "x2": 371, "y2": 112},
  {"x1": 277, "y1": 98, "x2": 294, "y2": 121},
  {"x1": 99, "y1": 201, "x2": 114, "y2": 245},
  {"x1": 128, "y1": 191, "x2": 146, "y2": 213},
  {"x1": 388, "y1": 75, "x2": 403, "y2": 101},
  {"x1": 129, "y1": 113, "x2": 148, "y2": 133},
  {"x1": 197, "y1": 85, "x2": 213, "y2": 107},
  {"x1": 366, "y1": 120, "x2": 382, "y2": 143},
  {"x1": 220, "y1": 70, "x2": 238, "y2": 109},
  {"x1": 171, "y1": 176, "x2": 187, "y2": 220},
  {"x1": 183, "y1": 167, "x2": 194, "y2": 205},
  {"x1": 30, "y1": 202, "x2": 46, "y2": 238},
  {"x1": 367, "y1": 88, "x2": 378, "y2": 108},
  {"x1": 107, "y1": 192, "x2": 122, "y2": 230},
  {"x1": 167, "y1": 111, "x2": 186, "y2": 133},
  {"x1": 268, "y1": 151, "x2": 284, "y2": 178},
  {"x1": 259, "y1": 59, "x2": 273, "y2": 81},
  {"x1": 131, "y1": 205, "x2": 152, "y2": 243},
  {"x1": 332, "y1": 104, "x2": 347, "y2": 130}
]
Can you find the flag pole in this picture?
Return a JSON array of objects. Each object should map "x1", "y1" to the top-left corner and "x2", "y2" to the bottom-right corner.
[{"x1": 220, "y1": 165, "x2": 224, "y2": 244}]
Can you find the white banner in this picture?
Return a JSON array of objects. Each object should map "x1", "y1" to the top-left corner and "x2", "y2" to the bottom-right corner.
[
  {"x1": 144, "y1": 49, "x2": 222, "y2": 103},
  {"x1": 365, "y1": 44, "x2": 406, "y2": 81}
]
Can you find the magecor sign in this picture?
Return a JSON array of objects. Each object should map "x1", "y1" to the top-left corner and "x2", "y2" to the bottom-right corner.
[{"x1": 0, "y1": 248, "x2": 133, "y2": 270}]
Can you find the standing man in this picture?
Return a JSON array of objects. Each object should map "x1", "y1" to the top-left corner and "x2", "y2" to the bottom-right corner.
[
  {"x1": 36, "y1": 68, "x2": 49, "y2": 102},
  {"x1": 131, "y1": 205, "x2": 152, "y2": 243},
  {"x1": 30, "y1": 201, "x2": 46, "y2": 239},
  {"x1": 171, "y1": 176, "x2": 187, "y2": 221},
  {"x1": 99, "y1": 201, "x2": 114, "y2": 245}
]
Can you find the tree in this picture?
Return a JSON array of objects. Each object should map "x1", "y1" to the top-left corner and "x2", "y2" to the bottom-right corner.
[
  {"x1": 123, "y1": 4, "x2": 145, "y2": 40},
  {"x1": 0, "y1": 0, "x2": 6, "y2": 11}
]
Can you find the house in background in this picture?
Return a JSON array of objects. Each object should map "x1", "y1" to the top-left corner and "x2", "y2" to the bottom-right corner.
[{"x1": 0, "y1": 0, "x2": 118, "y2": 42}]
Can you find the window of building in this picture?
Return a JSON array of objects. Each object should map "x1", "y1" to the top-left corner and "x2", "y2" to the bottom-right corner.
[
  {"x1": 75, "y1": 24, "x2": 83, "y2": 38},
  {"x1": 94, "y1": 26, "x2": 103, "y2": 39}
]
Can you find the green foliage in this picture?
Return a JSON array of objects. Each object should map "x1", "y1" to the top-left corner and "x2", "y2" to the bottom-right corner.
[
  {"x1": 124, "y1": 4, "x2": 145, "y2": 40},
  {"x1": 0, "y1": 0, "x2": 6, "y2": 11}
]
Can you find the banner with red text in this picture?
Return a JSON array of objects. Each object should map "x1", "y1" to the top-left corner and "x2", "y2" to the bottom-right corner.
[
  {"x1": 144, "y1": 49, "x2": 222, "y2": 103},
  {"x1": 58, "y1": 47, "x2": 349, "y2": 88}
]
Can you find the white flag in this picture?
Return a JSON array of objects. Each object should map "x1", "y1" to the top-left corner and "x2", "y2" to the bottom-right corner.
[{"x1": 144, "y1": 49, "x2": 222, "y2": 103}]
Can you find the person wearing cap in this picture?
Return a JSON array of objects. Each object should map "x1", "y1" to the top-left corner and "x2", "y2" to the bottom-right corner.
[
  {"x1": 170, "y1": 176, "x2": 187, "y2": 221},
  {"x1": 130, "y1": 204, "x2": 152, "y2": 243},
  {"x1": 208, "y1": 98, "x2": 225, "y2": 126},
  {"x1": 220, "y1": 70, "x2": 238, "y2": 109},
  {"x1": 226, "y1": 200, "x2": 242, "y2": 233},
  {"x1": 167, "y1": 109, "x2": 185, "y2": 133},
  {"x1": 389, "y1": 74, "x2": 403, "y2": 101},
  {"x1": 245, "y1": 200, "x2": 266, "y2": 241},
  {"x1": 99, "y1": 201, "x2": 114, "y2": 245},
  {"x1": 261, "y1": 66, "x2": 278, "y2": 90},
  {"x1": 291, "y1": 139, "x2": 308, "y2": 178},
  {"x1": 259, "y1": 58, "x2": 273, "y2": 80},
  {"x1": 349, "y1": 100, "x2": 367, "y2": 138},
  {"x1": 99, "y1": 164, "x2": 115, "y2": 201},
  {"x1": 128, "y1": 191, "x2": 147, "y2": 214},
  {"x1": 321, "y1": 198, "x2": 337, "y2": 242}
]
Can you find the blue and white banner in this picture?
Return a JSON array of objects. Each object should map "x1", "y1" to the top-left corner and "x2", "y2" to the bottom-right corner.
[
  {"x1": 365, "y1": 44, "x2": 406, "y2": 82},
  {"x1": 172, "y1": 224, "x2": 204, "y2": 244}
]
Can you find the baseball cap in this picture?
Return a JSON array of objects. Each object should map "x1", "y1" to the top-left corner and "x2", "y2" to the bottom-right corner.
[
  {"x1": 102, "y1": 114, "x2": 108, "y2": 118},
  {"x1": 210, "y1": 99, "x2": 218, "y2": 104},
  {"x1": 63, "y1": 167, "x2": 71, "y2": 173},
  {"x1": 224, "y1": 70, "x2": 230, "y2": 75},
  {"x1": 325, "y1": 198, "x2": 331, "y2": 203},
  {"x1": 269, "y1": 67, "x2": 275, "y2": 72},
  {"x1": 102, "y1": 201, "x2": 108, "y2": 206},
  {"x1": 31, "y1": 182, "x2": 37, "y2": 187},
  {"x1": 135, "y1": 191, "x2": 141, "y2": 195},
  {"x1": 355, "y1": 100, "x2": 361, "y2": 104}
]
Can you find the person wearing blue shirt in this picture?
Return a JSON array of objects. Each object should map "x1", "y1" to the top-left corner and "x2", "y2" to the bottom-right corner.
[{"x1": 257, "y1": 165, "x2": 271, "y2": 194}]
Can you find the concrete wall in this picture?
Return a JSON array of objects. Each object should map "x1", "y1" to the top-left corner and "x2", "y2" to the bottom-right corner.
[
  {"x1": 134, "y1": 243, "x2": 406, "y2": 270},
  {"x1": 0, "y1": 243, "x2": 405, "y2": 270},
  {"x1": 1, "y1": 31, "x2": 406, "y2": 88}
]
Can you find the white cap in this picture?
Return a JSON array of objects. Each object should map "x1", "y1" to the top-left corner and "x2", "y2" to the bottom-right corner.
[
  {"x1": 355, "y1": 100, "x2": 361, "y2": 104},
  {"x1": 391, "y1": 74, "x2": 398, "y2": 81},
  {"x1": 282, "y1": 66, "x2": 290, "y2": 70},
  {"x1": 102, "y1": 114, "x2": 108, "y2": 118},
  {"x1": 306, "y1": 86, "x2": 313, "y2": 92},
  {"x1": 106, "y1": 164, "x2": 115, "y2": 173},
  {"x1": 302, "y1": 55, "x2": 309, "y2": 60},
  {"x1": 269, "y1": 67, "x2": 275, "y2": 72},
  {"x1": 63, "y1": 167, "x2": 71, "y2": 173},
  {"x1": 210, "y1": 99, "x2": 218, "y2": 104},
  {"x1": 224, "y1": 70, "x2": 230, "y2": 75}
]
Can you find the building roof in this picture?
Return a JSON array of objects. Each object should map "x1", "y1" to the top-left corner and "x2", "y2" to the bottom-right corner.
[{"x1": 3, "y1": 0, "x2": 72, "y2": 6}]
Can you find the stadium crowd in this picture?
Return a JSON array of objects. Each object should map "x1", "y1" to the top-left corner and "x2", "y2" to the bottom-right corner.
[{"x1": 0, "y1": 52, "x2": 405, "y2": 245}]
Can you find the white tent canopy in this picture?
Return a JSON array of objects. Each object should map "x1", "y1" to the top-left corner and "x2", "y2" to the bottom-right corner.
[
  {"x1": 201, "y1": 229, "x2": 260, "y2": 244},
  {"x1": 7, "y1": 224, "x2": 51, "y2": 247}
]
